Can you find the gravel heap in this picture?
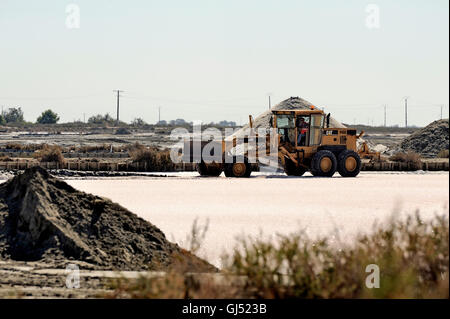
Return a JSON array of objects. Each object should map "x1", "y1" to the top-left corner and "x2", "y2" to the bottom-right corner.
[
  {"x1": 399, "y1": 119, "x2": 449, "y2": 157},
  {"x1": 0, "y1": 167, "x2": 214, "y2": 271},
  {"x1": 230, "y1": 96, "x2": 345, "y2": 139}
]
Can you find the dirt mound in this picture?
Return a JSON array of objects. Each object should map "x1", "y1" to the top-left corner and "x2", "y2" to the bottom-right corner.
[
  {"x1": 0, "y1": 167, "x2": 215, "y2": 272},
  {"x1": 399, "y1": 119, "x2": 449, "y2": 157},
  {"x1": 231, "y1": 96, "x2": 345, "y2": 138}
]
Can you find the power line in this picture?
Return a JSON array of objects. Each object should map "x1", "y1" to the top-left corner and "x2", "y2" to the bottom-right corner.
[{"x1": 0, "y1": 94, "x2": 103, "y2": 100}]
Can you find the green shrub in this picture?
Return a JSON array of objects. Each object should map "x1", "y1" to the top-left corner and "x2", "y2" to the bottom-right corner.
[{"x1": 36, "y1": 109, "x2": 60, "y2": 124}]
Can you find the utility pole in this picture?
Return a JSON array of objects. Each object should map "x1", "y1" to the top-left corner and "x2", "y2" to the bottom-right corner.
[
  {"x1": 404, "y1": 97, "x2": 409, "y2": 128},
  {"x1": 113, "y1": 90, "x2": 124, "y2": 124},
  {"x1": 441, "y1": 105, "x2": 444, "y2": 120},
  {"x1": 268, "y1": 95, "x2": 271, "y2": 110},
  {"x1": 83, "y1": 113, "x2": 86, "y2": 123},
  {"x1": 158, "y1": 106, "x2": 161, "y2": 124},
  {"x1": 384, "y1": 105, "x2": 387, "y2": 127}
]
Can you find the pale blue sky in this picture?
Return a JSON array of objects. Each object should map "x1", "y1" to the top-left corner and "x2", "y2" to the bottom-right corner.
[{"x1": 0, "y1": 0, "x2": 448, "y2": 126}]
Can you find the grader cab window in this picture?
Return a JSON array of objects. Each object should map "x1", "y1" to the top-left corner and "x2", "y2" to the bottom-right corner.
[
  {"x1": 276, "y1": 115, "x2": 295, "y2": 146},
  {"x1": 309, "y1": 114, "x2": 324, "y2": 146}
]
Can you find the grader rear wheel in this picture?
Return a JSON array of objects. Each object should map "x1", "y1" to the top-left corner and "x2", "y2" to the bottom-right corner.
[{"x1": 337, "y1": 150, "x2": 361, "y2": 177}]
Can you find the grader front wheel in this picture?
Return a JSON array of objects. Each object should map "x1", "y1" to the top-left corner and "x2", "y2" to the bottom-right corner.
[
  {"x1": 224, "y1": 158, "x2": 252, "y2": 178},
  {"x1": 310, "y1": 150, "x2": 337, "y2": 177},
  {"x1": 197, "y1": 161, "x2": 223, "y2": 177}
]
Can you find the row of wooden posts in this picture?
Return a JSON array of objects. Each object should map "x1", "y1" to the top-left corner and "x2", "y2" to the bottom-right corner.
[
  {"x1": 0, "y1": 161, "x2": 196, "y2": 172},
  {"x1": 0, "y1": 160, "x2": 448, "y2": 172}
]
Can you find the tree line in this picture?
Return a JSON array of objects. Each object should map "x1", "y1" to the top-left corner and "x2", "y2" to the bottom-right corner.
[
  {"x1": 0, "y1": 107, "x2": 146, "y2": 126},
  {"x1": 0, "y1": 107, "x2": 237, "y2": 127},
  {"x1": 1, "y1": 107, "x2": 60, "y2": 125}
]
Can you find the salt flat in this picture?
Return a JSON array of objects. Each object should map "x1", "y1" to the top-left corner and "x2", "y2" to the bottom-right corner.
[{"x1": 67, "y1": 172, "x2": 449, "y2": 266}]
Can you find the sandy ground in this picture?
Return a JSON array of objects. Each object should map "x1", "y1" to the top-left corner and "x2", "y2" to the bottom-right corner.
[{"x1": 65, "y1": 172, "x2": 449, "y2": 267}]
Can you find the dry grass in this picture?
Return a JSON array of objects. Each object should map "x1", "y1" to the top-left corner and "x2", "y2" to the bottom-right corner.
[
  {"x1": 389, "y1": 152, "x2": 422, "y2": 170},
  {"x1": 437, "y1": 149, "x2": 449, "y2": 158},
  {"x1": 0, "y1": 156, "x2": 14, "y2": 162},
  {"x1": 115, "y1": 127, "x2": 131, "y2": 135},
  {"x1": 2, "y1": 142, "x2": 127, "y2": 154},
  {"x1": 128, "y1": 142, "x2": 175, "y2": 171},
  {"x1": 75, "y1": 144, "x2": 122, "y2": 153},
  {"x1": 106, "y1": 212, "x2": 449, "y2": 299},
  {"x1": 2, "y1": 143, "x2": 48, "y2": 151},
  {"x1": 32, "y1": 144, "x2": 65, "y2": 164}
]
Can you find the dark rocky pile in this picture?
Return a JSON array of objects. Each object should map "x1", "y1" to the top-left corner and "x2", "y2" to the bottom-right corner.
[
  {"x1": 399, "y1": 119, "x2": 449, "y2": 157},
  {"x1": 0, "y1": 167, "x2": 214, "y2": 272}
]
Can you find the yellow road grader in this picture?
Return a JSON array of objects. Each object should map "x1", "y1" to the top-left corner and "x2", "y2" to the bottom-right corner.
[{"x1": 183, "y1": 107, "x2": 378, "y2": 178}]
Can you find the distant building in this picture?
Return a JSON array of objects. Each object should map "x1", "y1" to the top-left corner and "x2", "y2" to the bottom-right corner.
[
  {"x1": 218, "y1": 120, "x2": 236, "y2": 127},
  {"x1": 168, "y1": 119, "x2": 188, "y2": 126},
  {"x1": 157, "y1": 120, "x2": 167, "y2": 125}
]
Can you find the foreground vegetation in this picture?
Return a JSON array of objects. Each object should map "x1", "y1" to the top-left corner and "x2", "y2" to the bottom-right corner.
[{"x1": 106, "y1": 212, "x2": 449, "y2": 299}]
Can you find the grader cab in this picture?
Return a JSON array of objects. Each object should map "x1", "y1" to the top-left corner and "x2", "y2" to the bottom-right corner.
[{"x1": 272, "y1": 109, "x2": 362, "y2": 177}]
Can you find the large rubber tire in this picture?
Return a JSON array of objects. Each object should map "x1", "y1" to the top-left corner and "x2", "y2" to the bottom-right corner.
[
  {"x1": 310, "y1": 150, "x2": 337, "y2": 177},
  {"x1": 337, "y1": 150, "x2": 361, "y2": 177},
  {"x1": 197, "y1": 161, "x2": 223, "y2": 177},
  {"x1": 224, "y1": 157, "x2": 252, "y2": 178},
  {"x1": 283, "y1": 158, "x2": 307, "y2": 176}
]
